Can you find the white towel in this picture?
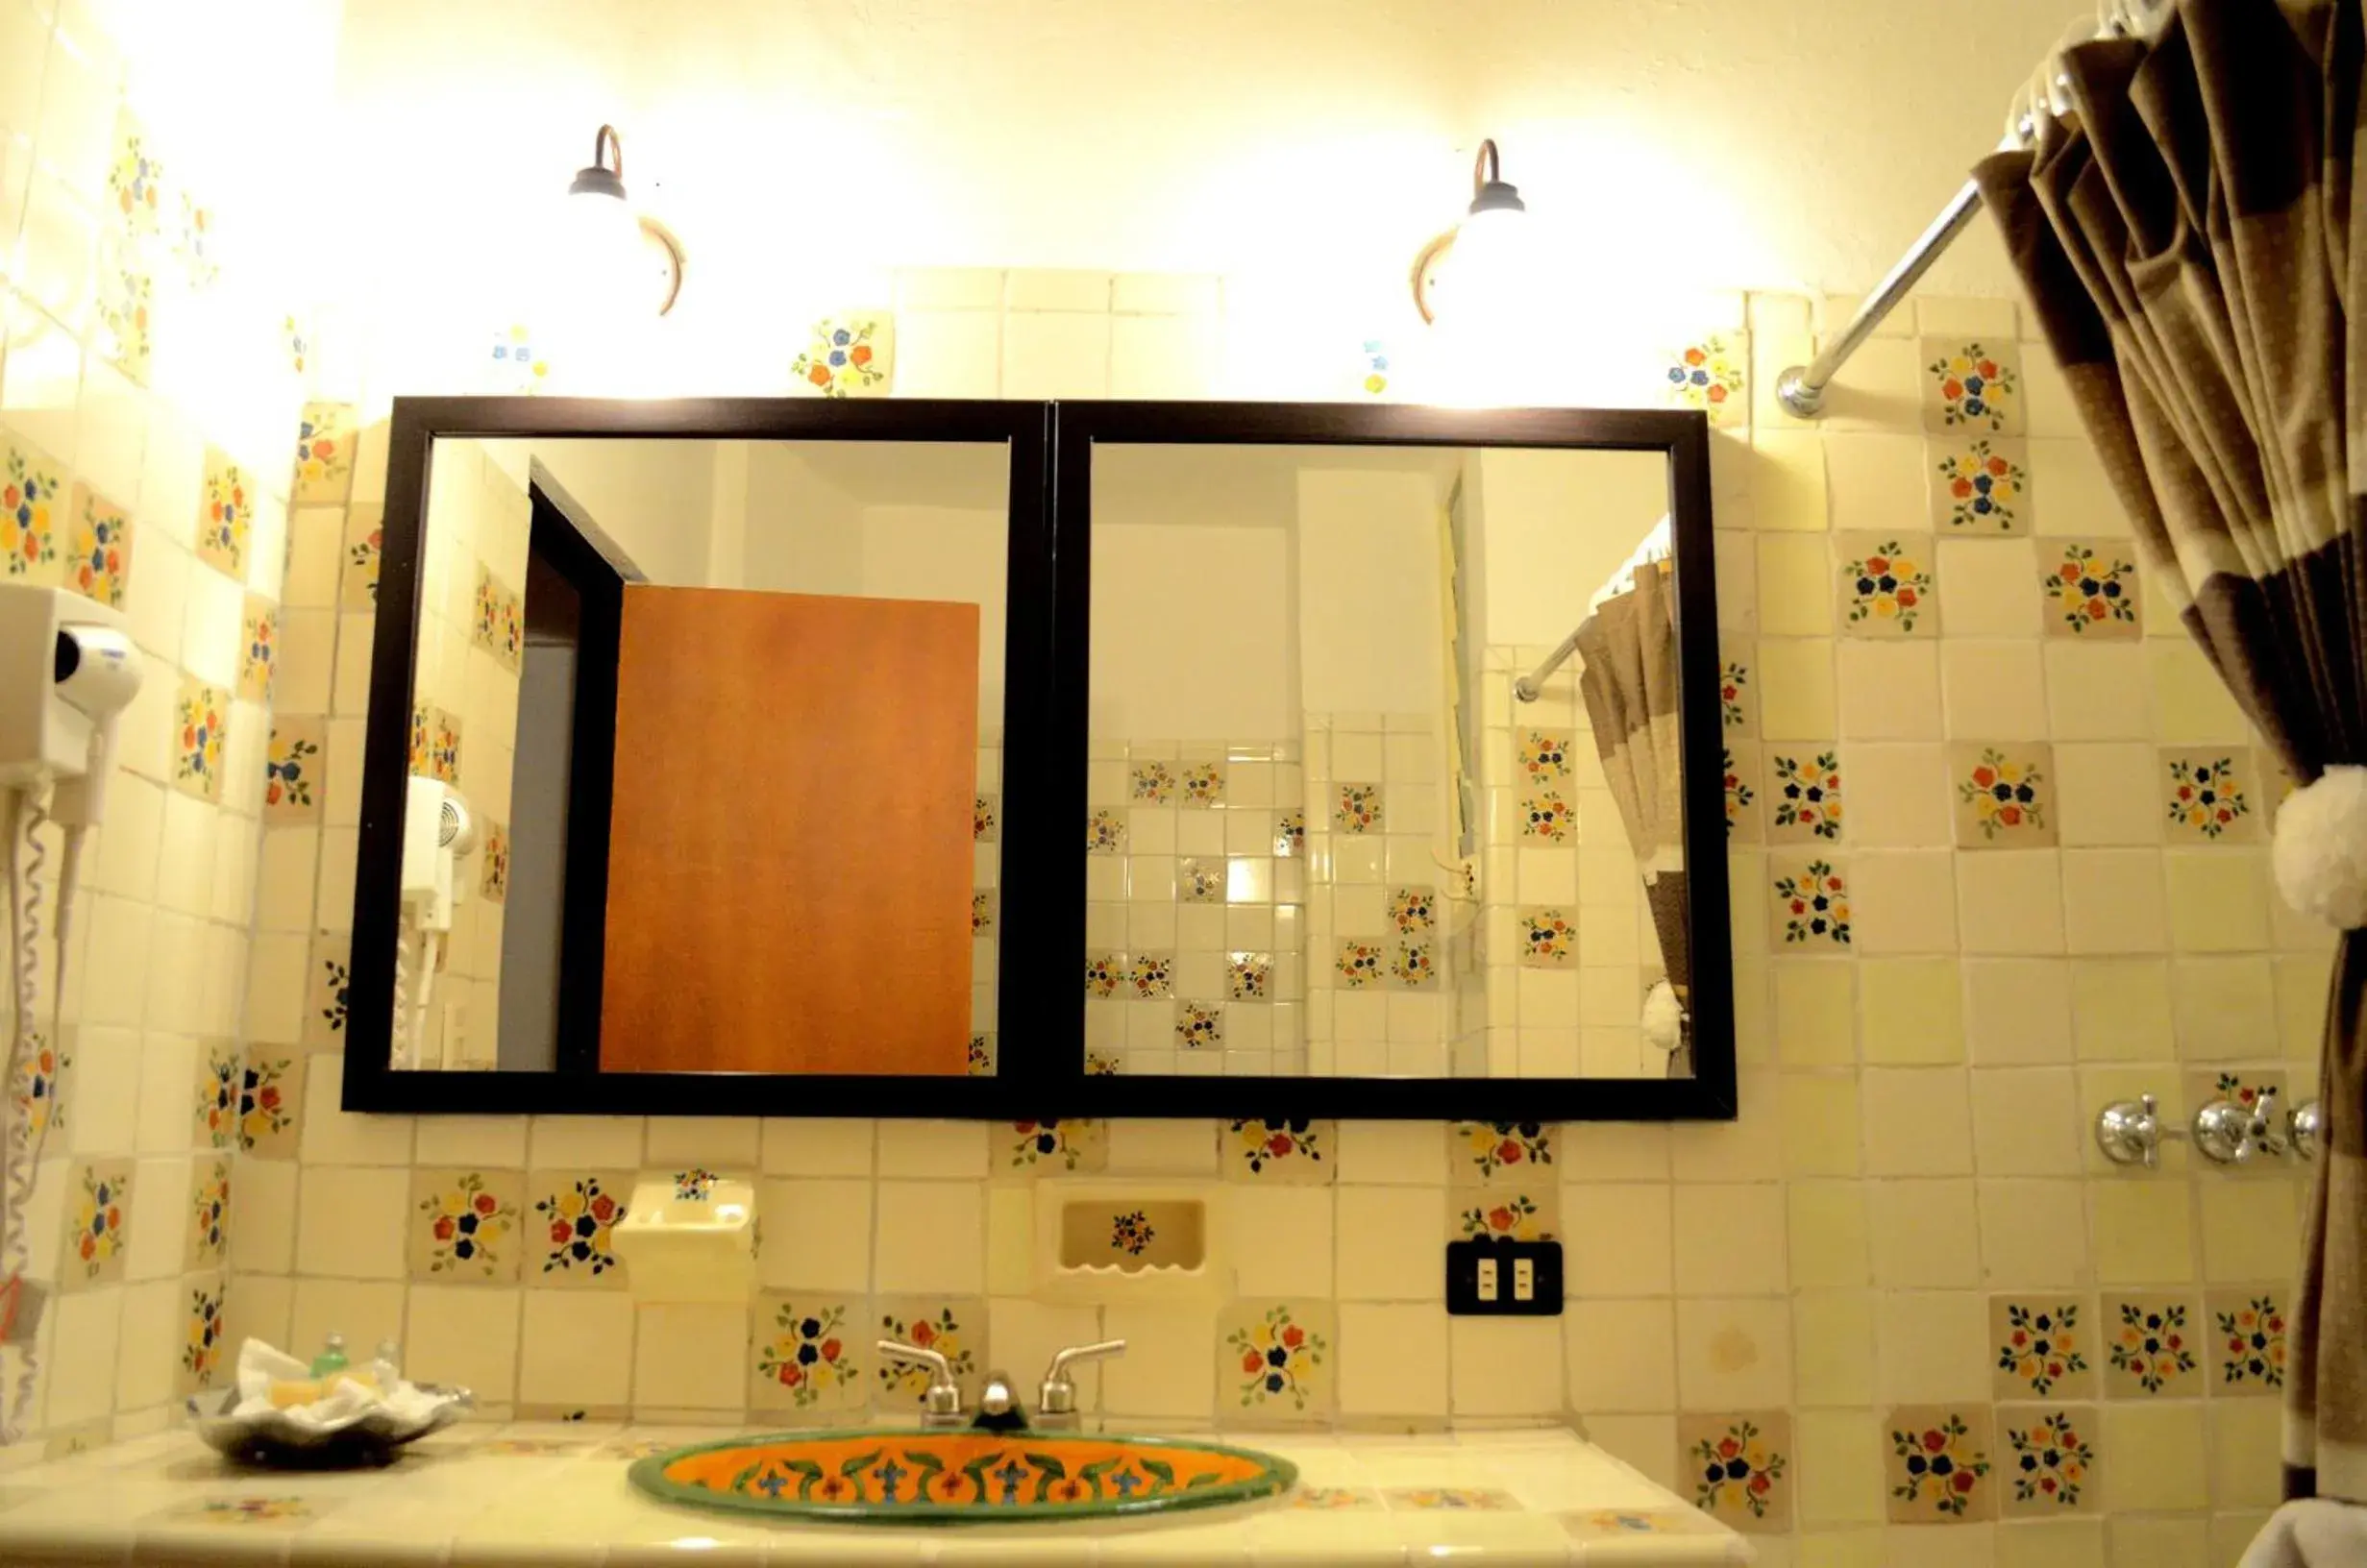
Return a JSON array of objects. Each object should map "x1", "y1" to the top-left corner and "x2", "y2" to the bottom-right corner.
[{"x1": 2240, "y1": 1500, "x2": 2367, "y2": 1568}]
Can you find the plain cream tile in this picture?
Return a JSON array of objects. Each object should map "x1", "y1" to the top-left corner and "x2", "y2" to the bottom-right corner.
[
  {"x1": 2101, "y1": 1402, "x2": 2207, "y2": 1512},
  {"x1": 1002, "y1": 311, "x2": 1111, "y2": 399},
  {"x1": 2164, "y1": 851, "x2": 2272, "y2": 951},
  {"x1": 2197, "y1": 1179, "x2": 2301, "y2": 1281},
  {"x1": 629, "y1": 1301, "x2": 743, "y2": 1411},
  {"x1": 1876, "y1": 1288, "x2": 1989, "y2": 1402},
  {"x1": 1795, "y1": 1410, "x2": 1887, "y2": 1526},
  {"x1": 298, "y1": 1052, "x2": 413, "y2": 1164},
  {"x1": 1867, "y1": 1179, "x2": 1981, "y2": 1287},
  {"x1": 1941, "y1": 641, "x2": 2051, "y2": 739},
  {"x1": 1793, "y1": 1290, "x2": 1879, "y2": 1404},
  {"x1": 528, "y1": 1116, "x2": 645, "y2": 1169},
  {"x1": 1778, "y1": 1074, "x2": 1862, "y2": 1178},
  {"x1": 645, "y1": 1117, "x2": 759, "y2": 1168},
  {"x1": 759, "y1": 1118, "x2": 874, "y2": 1177},
  {"x1": 756, "y1": 1177, "x2": 871, "y2": 1292},
  {"x1": 2070, "y1": 959, "x2": 2176, "y2": 1060},
  {"x1": 1957, "y1": 851, "x2": 2067, "y2": 954},
  {"x1": 227, "y1": 1153, "x2": 296, "y2": 1274},
  {"x1": 1673, "y1": 1183, "x2": 1788, "y2": 1295},
  {"x1": 1449, "y1": 1315, "x2": 1563, "y2": 1417},
  {"x1": 891, "y1": 309, "x2": 1001, "y2": 398},
  {"x1": 1774, "y1": 961, "x2": 1858, "y2": 1066},
  {"x1": 1334, "y1": 1186, "x2": 1443, "y2": 1299},
  {"x1": 1844, "y1": 744, "x2": 1952, "y2": 846},
  {"x1": 1100, "y1": 1303, "x2": 1214, "y2": 1419},
  {"x1": 407, "y1": 1284, "x2": 522, "y2": 1402},
  {"x1": 517, "y1": 1291, "x2": 634, "y2": 1408},
  {"x1": 874, "y1": 1181, "x2": 984, "y2": 1295},
  {"x1": 2043, "y1": 642, "x2": 2155, "y2": 740},
  {"x1": 1976, "y1": 1178, "x2": 2091, "y2": 1287},
  {"x1": 1675, "y1": 1296, "x2": 1792, "y2": 1409},
  {"x1": 875, "y1": 1119, "x2": 989, "y2": 1179},
  {"x1": 1339, "y1": 1302, "x2": 1448, "y2": 1418},
  {"x1": 2207, "y1": 1399, "x2": 2283, "y2": 1510},
  {"x1": 1334, "y1": 1120, "x2": 1449, "y2": 1185},
  {"x1": 1859, "y1": 958, "x2": 1965, "y2": 1062},
  {"x1": 1110, "y1": 313, "x2": 1218, "y2": 399},
  {"x1": 1822, "y1": 433, "x2": 1925, "y2": 533},
  {"x1": 1759, "y1": 535, "x2": 1836, "y2": 634},
  {"x1": 2150, "y1": 640, "x2": 2251, "y2": 744},
  {"x1": 1837, "y1": 641, "x2": 1941, "y2": 740},
  {"x1": 2091, "y1": 1179, "x2": 2196, "y2": 1284},
  {"x1": 293, "y1": 1165, "x2": 408, "y2": 1280},
  {"x1": 1004, "y1": 270, "x2": 1111, "y2": 311},
  {"x1": 1849, "y1": 851, "x2": 1959, "y2": 955},
  {"x1": 2060, "y1": 849, "x2": 2170, "y2": 954},
  {"x1": 1563, "y1": 1183, "x2": 1672, "y2": 1295},
  {"x1": 2168, "y1": 955, "x2": 2278, "y2": 1061},
  {"x1": 411, "y1": 1116, "x2": 529, "y2": 1168},
  {"x1": 1758, "y1": 638, "x2": 1839, "y2": 739},
  {"x1": 1108, "y1": 1119, "x2": 1221, "y2": 1175},
  {"x1": 1935, "y1": 539, "x2": 2041, "y2": 637},
  {"x1": 1223, "y1": 1185, "x2": 1335, "y2": 1298},
  {"x1": 1565, "y1": 1299, "x2": 1675, "y2": 1412},
  {"x1": 895, "y1": 266, "x2": 1004, "y2": 311},
  {"x1": 1788, "y1": 1183, "x2": 1871, "y2": 1289},
  {"x1": 1752, "y1": 430, "x2": 1829, "y2": 531},
  {"x1": 2054, "y1": 743, "x2": 2162, "y2": 846}
]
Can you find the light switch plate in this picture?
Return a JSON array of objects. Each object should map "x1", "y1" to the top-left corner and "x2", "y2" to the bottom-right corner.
[{"x1": 1445, "y1": 1237, "x2": 1564, "y2": 1316}]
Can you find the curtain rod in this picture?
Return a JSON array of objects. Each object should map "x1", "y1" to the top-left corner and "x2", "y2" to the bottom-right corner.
[{"x1": 1773, "y1": 0, "x2": 2169, "y2": 420}]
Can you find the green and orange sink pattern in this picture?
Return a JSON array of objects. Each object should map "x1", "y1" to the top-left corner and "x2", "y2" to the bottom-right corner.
[{"x1": 629, "y1": 1430, "x2": 1297, "y2": 1525}]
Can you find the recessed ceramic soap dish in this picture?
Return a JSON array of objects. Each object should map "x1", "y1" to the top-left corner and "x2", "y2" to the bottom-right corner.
[
  {"x1": 1032, "y1": 1182, "x2": 1220, "y2": 1304},
  {"x1": 610, "y1": 1168, "x2": 755, "y2": 1303}
]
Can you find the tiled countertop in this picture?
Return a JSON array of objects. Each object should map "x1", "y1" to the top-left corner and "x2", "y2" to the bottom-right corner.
[{"x1": 0, "y1": 1420, "x2": 1749, "y2": 1564}]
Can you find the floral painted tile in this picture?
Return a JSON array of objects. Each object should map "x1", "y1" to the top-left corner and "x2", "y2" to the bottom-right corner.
[
  {"x1": 1128, "y1": 952, "x2": 1173, "y2": 999},
  {"x1": 974, "y1": 794, "x2": 999, "y2": 842},
  {"x1": 1178, "y1": 858, "x2": 1224, "y2": 905},
  {"x1": 1923, "y1": 338, "x2": 2023, "y2": 433},
  {"x1": 172, "y1": 189, "x2": 216, "y2": 289},
  {"x1": 968, "y1": 1034, "x2": 997, "y2": 1075},
  {"x1": 1953, "y1": 744, "x2": 2055, "y2": 847},
  {"x1": 1293, "y1": 1486, "x2": 1382, "y2": 1511},
  {"x1": 1389, "y1": 885, "x2": 1436, "y2": 934},
  {"x1": 1008, "y1": 1119, "x2": 1107, "y2": 1173},
  {"x1": 430, "y1": 708, "x2": 462, "y2": 785},
  {"x1": 180, "y1": 1275, "x2": 226, "y2": 1396},
  {"x1": 1334, "y1": 939, "x2": 1385, "y2": 991},
  {"x1": 877, "y1": 1298, "x2": 983, "y2": 1407},
  {"x1": 1335, "y1": 783, "x2": 1384, "y2": 833},
  {"x1": 1452, "y1": 1184, "x2": 1559, "y2": 1242},
  {"x1": 93, "y1": 252, "x2": 151, "y2": 384},
  {"x1": 489, "y1": 324, "x2": 550, "y2": 394},
  {"x1": 472, "y1": 567, "x2": 523, "y2": 672},
  {"x1": 1517, "y1": 907, "x2": 1576, "y2": 968},
  {"x1": 341, "y1": 504, "x2": 383, "y2": 607},
  {"x1": 751, "y1": 1296, "x2": 864, "y2": 1411},
  {"x1": 305, "y1": 936, "x2": 351, "y2": 1045},
  {"x1": 408, "y1": 1168, "x2": 524, "y2": 1284},
  {"x1": 1085, "y1": 809, "x2": 1126, "y2": 854},
  {"x1": 196, "y1": 447, "x2": 250, "y2": 578},
  {"x1": 2207, "y1": 1286, "x2": 2289, "y2": 1395},
  {"x1": 1451, "y1": 1121, "x2": 1553, "y2": 1181},
  {"x1": 1383, "y1": 1488, "x2": 1521, "y2": 1511},
  {"x1": 1106, "y1": 1207, "x2": 1161, "y2": 1259},
  {"x1": 1130, "y1": 761, "x2": 1175, "y2": 803},
  {"x1": 1521, "y1": 791, "x2": 1572, "y2": 842},
  {"x1": 2186, "y1": 1068, "x2": 2288, "y2": 1163},
  {"x1": 12, "y1": 1027, "x2": 68, "y2": 1143},
  {"x1": 173, "y1": 676, "x2": 229, "y2": 802},
  {"x1": 2042, "y1": 541, "x2": 2141, "y2": 638},
  {"x1": 1719, "y1": 651, "x2": 1757, "y2": 736},
  {"x1": 2104, "y1": 1295, "x2": 2200, "y2": 1397},
  {"x1": 1723, "y1": 744, "x2": 1761, "y2": 842},
  {"x1": 293, "y1": 403, "x2": 358, "y2": 506},
  {"x1": 1680, "y1": 1412, "x2": 1791, "y2": 1533},
  {"x1": 106, "y1": 110, "x2": 164, "y2": 240},
  {"x1": 65, "y1": 485, "x2": 131, "y2": 608},
  {"x1": 792, "y1": 313, "x2": 894, "y2": 398},
  {"x1": 1930, "y1": 437, "x2": 2032, "y2": 533},
  {"x1": 1664, "y1": 333, "x2": 1748, "y2": 426},
  {"x1": 1084, "y1": 953, "x2": 1123, "y2": 999},
  {"x1": 1838, "y1": 534, "x2": 1937, "y2": 635},
  {"x1": 1083, "y1": 1049, "x2": 1120, "y2": 1076},
  {"x1": 1224, "y1": 1119, "x2": 1332, "y2": 1182},
  {"x1": 1220, "y1": 1301, "x2": 1334, "y2": 1421},
  {"x1": 237, "y1": 1051, "x2": 301, "y2": 1157},
  {"x1": 263, "y1": 719, "x2": 324, "y2": 821},
  {"x1": 1173, "y1": 999, "x2": 1222, "y2": 1049},
  {"x1": 60, "y1": 1159, "x2": 132, "y2": 1287},
  {"x1": 1771, "y1": 857, "x2": 1851, "y2": 946},
  {"x1": 1227, "y1": 951, "x2": 1272, "y2": 1000},
  {"x1": 1997, "y1": 1406, "x2": 2098, "y2": 1516},
  {"x1": 2, "y1": 433, "x2": 65, "y2": 582},
  {"x1": 1274, "y1": 810, "x2": 1305, "y2": 857},
  {"x1": 1886, "y1": 1406, "x2": 1996, "y2": 1522},
  {"x1": 193, "y1": 1040, "x2": 240, "y2": 1149},
  {"x1": 1765, "y1": 748, "x2": 1843, "y2": 842},
  {"x1": 1560, "y1": 1508, "x2": 1725, "y2": 1540},
  {"x1": 237, "y1": 594, "x2": 276, "y2": 702},
  {"x1": 1518, "y1": 730, "x2": 1572, "y2": 783},
  {"x1": 481, "y1": 820, "x2": 509, "y2": 903},
  {"x1": 1357, "y1": 338, "x2": 1392, "y2": 398},
  {"x1": 185, "y1": 1157, "x2": 232, "y2": 1270},
  {"x1": 1179, "y1": 762, "x2": 1224, "y2": 805},
  {"x1": 971, "y1": 890, "x2": 997, "y2": 935},
  {"x1": 2162, "y1": 748, "x2": 2258, "y2": 843},
  {"x1": 1991, "y1": 1298, "x2": 2095, "y2": 1401},
  {"x1": 283, "y1": 314, "x2": 309, "y2": 379},
  {"x1": 530, "y1": 1171, "x2": 630, "y2": 1286},
  {"x1": 1391, "y1": 942, "x2": 1437, "y2": 989}
]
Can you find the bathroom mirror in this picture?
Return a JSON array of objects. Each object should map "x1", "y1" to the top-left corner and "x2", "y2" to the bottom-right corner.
[{"x1": 345, "y1": 400, "x2": 1729, "y2": 1120}]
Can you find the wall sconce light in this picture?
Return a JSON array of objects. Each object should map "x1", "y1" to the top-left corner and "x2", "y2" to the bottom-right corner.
[
  {"x1": 563, "y1": 124, "x2": 686, "y2": 318},
  {"x1": 1410, "y1": 138, "x2": 1531, "y2": 329}
]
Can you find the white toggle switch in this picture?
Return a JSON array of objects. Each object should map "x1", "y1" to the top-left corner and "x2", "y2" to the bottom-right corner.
[
  {"x1": 1475, "y1": 1257, "x2": 1499, "y2": 1302},
  {"x1": 1513, "y1": 1257, "x2": 1536, "y2": 1302}
]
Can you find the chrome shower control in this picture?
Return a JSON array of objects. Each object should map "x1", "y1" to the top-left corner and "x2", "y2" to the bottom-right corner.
[
  {"x1": 2291, "y1": 1098, "x2": 2324, "y2": 1162},
  {"x1": 2096, "y1": 1093, "x2": 2179, "y2": 1168},
  {"x1": 2193, "y1": 1087, "x2": 2281, "y2": 1165}
]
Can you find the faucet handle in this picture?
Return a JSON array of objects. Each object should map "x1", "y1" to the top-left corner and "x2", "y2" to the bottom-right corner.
[
  {"x1": 2097, "y1": 1093, "x2": 2174, "y2": 1169},
  {"x1": 877, "y1": 1339, "x2": 963, "y2": 1425},
  {"x1": 1039, "y1": 1339, "x2": 1126, "y2": 1417},
  {"x1": 2291, "y1": 1098, "x2": 2324, "y2": 1161},
  {"x1": 2250, "y1": 1087, "x2": 2288, "y2": 1158}
]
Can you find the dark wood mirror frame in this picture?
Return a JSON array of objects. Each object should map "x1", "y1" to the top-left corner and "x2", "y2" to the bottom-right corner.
[{"x1": 343, "y1": 397, "x2": 1732, "y2": 1120}]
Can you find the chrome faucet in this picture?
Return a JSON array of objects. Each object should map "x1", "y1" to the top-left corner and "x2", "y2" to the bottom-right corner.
[{"x1": 876, "y1": 1336, "x2": 1126, "y2": 1432}]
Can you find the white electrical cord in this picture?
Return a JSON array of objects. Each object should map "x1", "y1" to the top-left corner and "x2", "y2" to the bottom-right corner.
[{"x1": 1, "y1": 786, "x2": 62, "y2": 1443}]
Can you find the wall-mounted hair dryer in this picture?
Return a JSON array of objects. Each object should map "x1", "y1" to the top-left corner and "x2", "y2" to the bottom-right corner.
[{"x1": 0, "y1": 584, "x2": 145, "y2": 822}]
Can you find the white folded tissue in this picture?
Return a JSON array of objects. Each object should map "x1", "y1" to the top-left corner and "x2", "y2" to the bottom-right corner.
[{"x1": 229, "y1": 1338, "x2": 451, "y2": 1433}]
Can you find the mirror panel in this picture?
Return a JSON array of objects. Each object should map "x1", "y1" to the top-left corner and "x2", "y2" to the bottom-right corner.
[
  {"x1": 1083, "y1": 443, "x2": 1689, "y2": 1081},
  {"x1": 390, "y1": 434, "x2": 1012, "y2": 1075}
]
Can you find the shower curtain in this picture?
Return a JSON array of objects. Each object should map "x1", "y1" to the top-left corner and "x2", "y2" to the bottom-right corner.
[
  {"x1": 1974, "y1": 0, "x2": 2367, "y2": 1503},
  {"x1": 1575, "y1": 560, "x2": 1691, "y2": 1077}
]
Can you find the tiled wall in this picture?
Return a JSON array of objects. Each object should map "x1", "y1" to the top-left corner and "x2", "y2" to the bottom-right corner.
[
  {"x1": 0, "y1": 0, "x2": 320, "y2": 1454},
  {"x1": 25, "y1": 267, "x2": 2294, "y2": 1568}
]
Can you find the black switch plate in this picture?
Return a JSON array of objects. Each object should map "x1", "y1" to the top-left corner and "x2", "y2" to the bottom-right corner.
[{"x1": 1444, "y1": 1237, "x2": 1564, "y2": 1316}]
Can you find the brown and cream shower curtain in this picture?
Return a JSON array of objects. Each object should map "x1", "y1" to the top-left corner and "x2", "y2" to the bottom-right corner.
[
  {"x1": 1975, "y1": 0, "x2": 2367, "y2": 1503},
  {"x1": 1575, "y1": 559, "x2": 1692, "y2": 1076}
]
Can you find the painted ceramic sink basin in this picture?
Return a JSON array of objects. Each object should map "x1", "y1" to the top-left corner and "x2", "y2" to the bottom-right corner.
[{"x1": 629, "y1": 1429, "x2": 1296, "y2": 1525}]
